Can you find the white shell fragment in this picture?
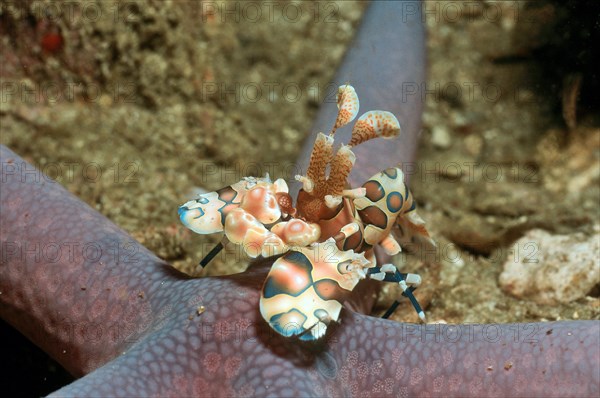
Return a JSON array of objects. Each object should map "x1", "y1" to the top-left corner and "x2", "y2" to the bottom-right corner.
[{"x1": 499, "y1": 229, "x2": 600, "y2": 304}]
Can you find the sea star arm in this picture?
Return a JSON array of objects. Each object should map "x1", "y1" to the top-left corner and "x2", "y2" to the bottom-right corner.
[
  {"x1": 0, "y1": 144, "x2": 185, "y2": 377},
  {"x1": 44, "y1": 268, "x2": 599, "y2": 397}
]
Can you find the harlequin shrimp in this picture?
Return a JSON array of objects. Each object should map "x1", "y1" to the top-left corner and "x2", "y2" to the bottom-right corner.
[{"x1": 179, "y1": 85, "x2": 435, "y2": 340}]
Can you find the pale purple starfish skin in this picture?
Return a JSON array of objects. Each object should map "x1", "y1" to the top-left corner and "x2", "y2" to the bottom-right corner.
[{"x1": 1, "y1": 144, "x2": 598, "y2": 397}]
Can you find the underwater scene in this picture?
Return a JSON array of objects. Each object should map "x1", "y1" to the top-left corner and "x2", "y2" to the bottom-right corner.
[{"x1": 1, "y1": 1, "x2": 598, "y2": 396}]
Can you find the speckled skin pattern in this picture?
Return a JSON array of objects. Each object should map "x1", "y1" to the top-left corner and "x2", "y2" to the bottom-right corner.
[{"x1": 2, "y1": 3, "x2": 599, "y2": 397}]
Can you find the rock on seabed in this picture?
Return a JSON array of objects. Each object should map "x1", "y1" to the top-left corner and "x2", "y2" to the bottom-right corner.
[{"x1": 499, "y1": 228, "x2": 600, "y2": 305}]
